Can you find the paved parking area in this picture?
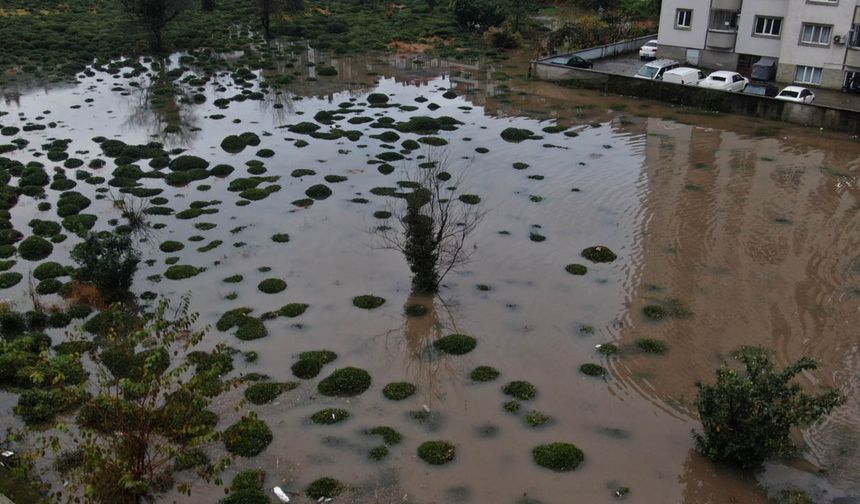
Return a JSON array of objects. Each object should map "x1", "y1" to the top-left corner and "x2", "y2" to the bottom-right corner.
[{"x1": 590, "y1": 53, "x2": 860, "y2": 112}]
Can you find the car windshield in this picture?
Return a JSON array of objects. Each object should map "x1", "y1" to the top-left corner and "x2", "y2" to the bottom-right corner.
[
  {"x1": 645, "y1": 42, "x2": 657, "y2": 47},
  {"x1": 637, "y1": 66, "x2": 658, "y2": 78},
  {"x1": 780, "y1": 91, "x2": 799, "y2": 98},
  {"x1": 710, "y1": 76, "x2": 726, "y2": 82}
]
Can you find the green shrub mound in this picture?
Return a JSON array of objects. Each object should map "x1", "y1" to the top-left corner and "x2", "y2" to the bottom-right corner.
[
  {"x1": 366, "y1": 93, "x2": 390, "y2": 104},
  {"x1": 220, "y1": 135, "x2": 246, "y2": 153},
  {"x1": 597, "y1": 343, "x2": 620, "y2": 356},
  {"x1": 0, "y1": 272, "x2": 22, "y2": 289},
  {"x1": 305, "y1": 184, "x2": 332, "y2": 200},
  {"x1": 433, "y1": 334, "x2": 476, "y2": 355},
  {"x1": 580, "y1": 363, "x2": 608, "y2": 377},
  {"x1": 636, "y1": 338, "x2": 668, "y2": 354},
  {"x1": 532, "y1": 442, "x2": 585, "y2": 472},
  {"x1": 15, "y1": 387, "x2": 90, "y2": 426},
  {"x1": 501, "y1": 128, "x2": 538, "y2": 143},
  {"x1": 159, "y1": 240, "x2": 184, "y2": 253},
  {"x1": 271, "y1": 233, "x2": 290, "y2": 243},
  {"x1": 164, "y1": 265, "x2": 204, "y2": 280},
  {"x1": 317, "y1": 366, "x2": 371, "y2": 397},
  {"x1": 352, "y1": 294, "x2": 385, "y2": 310},
  {"x1": 642, "y1": 305, "x2": 667, "y2": 320},
  {"x1": 459, "y1": 194, "x2": 481, "y2": 205},
  {"x1": 503, "y1": 381, "x2": 537, "y2": 400},
  {"x1": 277, "y1": 303, "x2": 308, "y2": 318},
  {"x1": 169, "y1": 155, "x2": 209, "y2": 172},
  {"x1": 235, "y1": 318, "x2": 268, "y2": 341},
  {"x1": 257, "y1": 278, "x2": 286, "y2": 294},
  {"x1": 366, "y1": 426, "x2": 402, "y2": 445},
  {"x1": 565, "y1": 264, "x2": 587, "y2": 275},
  {"x1": 382, "y1": 382, "x2": 416, "y2": 401},
  {"x1": 581, "y1": 246, "x2": 617, "y2": 263},
  {"x1": 470, "y1": 366, "x2": 500, "y2": 382},
  {"x1": 244, "y1": 382, "x2": 298, "y2": 404},
  {"x1": 310, "y1": 408, "x2": 350, "y2": 425},
  {"x1": 18, "y1": 236, "x2": 53, "y2": 261},
  {"x1": 417, "y1": 440, "x2": 456, "y2": 465},
  {"x1": 36, "y1": 278, "x2": 63, "y2": 295},
  {"x1": 291, "y1": 350, "x2": 337, "y2": 379},
  {"x1": 369, "y1": 446, "x2": 389, "y2": 460},
  {"x1": 306, "y1": 477, "x2": 345, "y2": 500},
  {"x1": 694, "y1": 348, "x2": 845, "y2": 470},
  {"x1": 223, "y1": 415, "x2": 273, "y2": 457}
]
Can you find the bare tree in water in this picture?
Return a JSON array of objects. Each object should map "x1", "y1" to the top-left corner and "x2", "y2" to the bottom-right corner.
[
  {"x1": 119, "y1": 0, "x2": 192, "y2": 53},
  {"x1": 374, "y1": 150, "x2": 485, "y2": 293}
]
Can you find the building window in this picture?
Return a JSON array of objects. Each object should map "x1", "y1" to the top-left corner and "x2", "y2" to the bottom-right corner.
[
  {"x1": 795, "y1": 65, "x2": 823, "y2": 84},
  {"x1": 800, "y1": 23, "x2": 832, "y2": 45},
  {"x1": 753, "y1": 16, "x2": 782, "y2": 37},
  {"x1": 709, "y1": 9, "x2": 739, "y2": 31},
  {"x1": 676, "y1": 9, "x2": 692, "y2": 29}
]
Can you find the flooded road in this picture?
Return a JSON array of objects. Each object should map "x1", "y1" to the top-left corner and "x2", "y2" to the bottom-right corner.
[{"x1": 1, "y1": 46, "x2": 859, "y2": 503}]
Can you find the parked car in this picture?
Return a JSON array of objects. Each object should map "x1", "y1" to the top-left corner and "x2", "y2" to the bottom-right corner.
[
  {"x1": 775, "y1": 86, "x2": 815, "y2": 104},
  {"x1": 662, "y1": 67, "x2": 705, "y2": 86},
  {"x1": 545, "y1": 55, "x2": 594, "y2": 69},
  {"x1": 639, "y1": 40, "x2": 658, "y2": 59},
  {"x1": 742, "y1": 81, "x2": 779, "y2": 97},
  {"x1": 751, "y1": 57, "x2": 777, "y2": 82},
  {"x1": 633, "y1": 59, "x2": 680, "y2": 81},
  {"x1": 698, "y1": 71, "x2": 749, "y2": 92}
]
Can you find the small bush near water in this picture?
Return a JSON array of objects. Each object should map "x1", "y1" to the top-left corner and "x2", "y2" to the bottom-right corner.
[{"x1": 694, "y1": 346, "x2": 844, "y2": 470}]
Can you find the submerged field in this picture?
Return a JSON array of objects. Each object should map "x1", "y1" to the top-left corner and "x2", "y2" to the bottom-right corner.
[{"x1": 0, "y1": 46, "x2": 859, "y2": 503}]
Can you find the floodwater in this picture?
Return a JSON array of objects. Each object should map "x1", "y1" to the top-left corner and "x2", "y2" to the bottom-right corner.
[{"x1": 1, "y1": 44, "x2": 859, "y2": 504}]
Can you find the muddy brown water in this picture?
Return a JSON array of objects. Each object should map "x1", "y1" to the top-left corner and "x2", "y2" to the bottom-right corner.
[{"x1": 1, "y1": 47, "x2": 859, "y2": 503}]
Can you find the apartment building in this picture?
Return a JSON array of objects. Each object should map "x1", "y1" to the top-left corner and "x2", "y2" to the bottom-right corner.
[{"x1": 656, "y1": 0, "x2": 860, "y2": 90}]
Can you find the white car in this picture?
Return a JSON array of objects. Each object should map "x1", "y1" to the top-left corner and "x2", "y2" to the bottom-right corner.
[
  {"x1": 639, "y1": 40, "x2": 658, "y2": 59},
  {"x1": 698, "y1": 71, "x2": 749, "y2": 92},
  {"x1": 775, "y1": 86, "x2": 815, "y2": 104}
]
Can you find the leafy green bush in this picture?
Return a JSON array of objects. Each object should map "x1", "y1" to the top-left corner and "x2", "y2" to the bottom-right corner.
[
  {"x1": 70, "y1": 233, "x2": 140, "y2": 302},
  {"x1": 694, "y1": 346, "x2": 845, "y2": 470},
  {"x1": 317, "y1": 367, "x2": 371, "y2": 397},
  {"x1": 532, "y1": 442, "x2": 585, "y2": 471},
  {"x1": 417, "y1": 440, "x2": 455, "y2": 465},
  {"x1": 18, "y1": 236, "x2": 53, "y2": 261},
  {"x1": 223, "y1": 414, "x2": 273, "y2": 457}
]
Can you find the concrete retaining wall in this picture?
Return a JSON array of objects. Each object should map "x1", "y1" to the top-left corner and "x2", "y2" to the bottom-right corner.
[
  {"x1": 569, "y1": 34, "x2": 657, "y2": 61},
  {"x1": 530, "y1": 63, "x2": 860, "y2": 133}
]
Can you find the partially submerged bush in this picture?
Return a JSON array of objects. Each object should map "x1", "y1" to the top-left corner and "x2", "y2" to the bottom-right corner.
[
  {"x1": 223, "y1": 414, "x2": 273, "y2": 457},
  {"x1": 503, "y1": 381, "x2": 536, "y2": 400},
  {"x1": 70, "y1": 233, "x2": 140, "y2": 302},
  {"x1": 306, "y1": 477, "x2": 345, "y2": 500},
  {"x1": 580, "y1": 363, "x2": 607, "y2": 377},
  {"x1": 500, "y1": 127, "x2": 538, "y2": 143},
  {"x1": 417, "y1": 440, "x2": 455, "y2": 465},
  {"x1": 636, "y1": 338, "x2": 668, "y2": 354},
  {"x1": 470, "y1": 366, "x2": 499, "y2": 382},
  {"x1": 565, "y1": 263, "x2": 587, "y2": 275},
  {"x1": 581, "y1": 246, "x2": 617, "y2": 263},
  {"x1": 366, "y1": 426, "x2": 402, "y2": 445},
  {"x1": 532, "y1": 442, "x2": 585, "y2": 471},
  {"x1": 310, "y1": 408, "x2": 350, "y2": 425},
  {"x1": 291, "y1": 350, "x2": 337, "y2": 379},
  {"x1": 433, "y1": 334, "x2": 477, "y2": 355},
  {"x1": 257, "y1": 278, "x2": 286, "y2": 294},
  {"x1": 318, "y1": 367, "x2": 371, "y2": 397},
  {"x1": 244, "y1": 382, "x2": 298, "y2": 404},
  {"x1": 352, "y1": 294, "x2": 385, "y2": 310},
  {"x1": 382, "y1": 382, "x2": 416, "y2": 400},
  {"x1": 694, "y1": 346, "x2": 845, "y2": 470},
  {"x1": 18, "y1": 236, "x2": 53, "y2": 261},
  {"x1": 164, "y1": 265, "x2": 204, "y2": 280}
]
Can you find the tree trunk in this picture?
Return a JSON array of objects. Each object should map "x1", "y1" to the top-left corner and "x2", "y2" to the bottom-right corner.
[
  {"x1": 202, "y1": 0, "x2": 215, "y2": 10},
  {"x1": 261, "y1": 12, "x2": 271, "y2": 39}
]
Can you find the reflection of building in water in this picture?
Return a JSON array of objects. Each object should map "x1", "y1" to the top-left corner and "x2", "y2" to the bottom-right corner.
[{"x1": 615, "y1": 116, "x2": 860, "y2": 494}]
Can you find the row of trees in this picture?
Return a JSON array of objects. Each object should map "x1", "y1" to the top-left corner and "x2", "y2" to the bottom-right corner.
[{"x1": 120, "y1": 0, "x2": 306, "y2": 52}]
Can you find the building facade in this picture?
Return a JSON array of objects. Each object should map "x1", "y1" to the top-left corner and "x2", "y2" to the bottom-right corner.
[{"x1": 656, "y1": 0, "x2": 860, "y2": 90}]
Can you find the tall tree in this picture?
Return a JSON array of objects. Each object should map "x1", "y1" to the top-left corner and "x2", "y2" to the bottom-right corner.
[
  {"x1": 255, "y1": 0, "x2": 280, "y2": 39},
  {"x1": 201, "y1": 0, "x2": 215, "y2": 10},
  {"x1": 374, "y1": 150, "x2": 484, "y2": 293},
  {"x1": 119, "y1": 0, "x2": 191, "y2": 53}
]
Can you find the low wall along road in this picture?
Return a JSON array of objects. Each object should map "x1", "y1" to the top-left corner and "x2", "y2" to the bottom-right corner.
[{"x1": 531, "y1": 51, "x2": 860, "y2": 134}]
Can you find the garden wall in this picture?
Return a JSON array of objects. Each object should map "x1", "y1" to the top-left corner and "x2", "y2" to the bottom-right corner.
[{"x1": 530, "y1": 63, "x2": 860, "y2": 133}]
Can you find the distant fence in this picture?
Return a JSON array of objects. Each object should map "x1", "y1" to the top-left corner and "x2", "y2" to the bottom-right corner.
[
  {"x1": 568, "y1": 34, "x2": 656, "y2": 61},
  {"x1": 527, "y1": 63, "x2": 860, "y2": 133}
]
